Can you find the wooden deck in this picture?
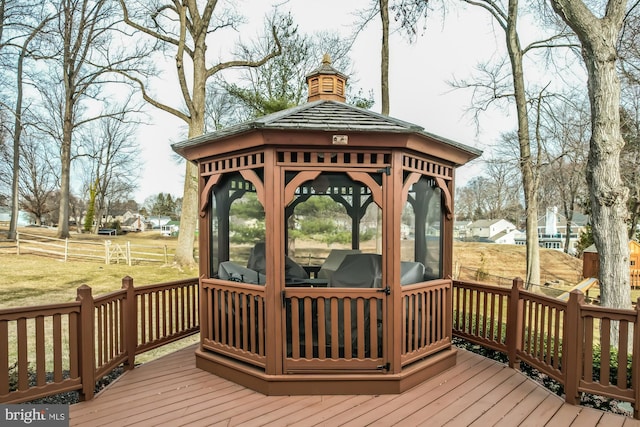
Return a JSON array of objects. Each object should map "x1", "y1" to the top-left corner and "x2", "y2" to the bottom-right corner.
[{"x1": 70, "y1": 345, "x2": 640, "y2": 426}]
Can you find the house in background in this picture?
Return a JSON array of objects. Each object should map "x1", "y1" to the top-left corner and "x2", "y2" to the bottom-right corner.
[
  {"x1": 453, "y1": 220, "x2": 472, "y2": 240},
  {"x1": 121, "y1": 213, "x2": 147, "y2": 232},
  {"x1": 467, "y1": 219, "x2": 517, "y2": 242},
  {"x1": 515, "y1": 207, "x2": 588, "y2": 255},
  {"x1": 490, "y1": 229, "x2": 519, "y2": 245},
  {"x1": 147, "y1": 216, "x2": 172, "y2": 230},
  {"x1": 160, "y1": 220, "x2": 180, "y2": 236},
  {"x1": 0, "y1": 207, "x2": 32, "y2": 226}
]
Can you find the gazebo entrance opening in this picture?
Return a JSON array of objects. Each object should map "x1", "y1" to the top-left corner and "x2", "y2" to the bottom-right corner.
[{"x1": 283, "y1": 170, "x2": 385, "y2": 372}]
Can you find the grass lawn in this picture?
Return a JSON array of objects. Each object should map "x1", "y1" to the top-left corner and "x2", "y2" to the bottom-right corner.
[
  {"x1": 0, "y1": 227, "x2": 199, "y2": 309},
  {"x1": 0, "y1": 253, "x2": 198, "y2": 308},
  {"x1": 1, "y1": 228, "x2": 201, "y2": 367}
]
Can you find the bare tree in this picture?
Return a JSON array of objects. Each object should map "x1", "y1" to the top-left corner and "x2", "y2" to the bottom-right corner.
[
  {"x1": 119, "y1": 1, "x2": 286, "y2": 266},
  {"x1": 18, "y1": 133, "x2": 57, "y2": 225},
  {"x1": 0, "y1": 2, "x2": 52, "y2": 237},
  {"x1": 31, "y1": 0, "x2": 144, "y2": 238},
  {"x1": 204, "y1": 78, "x2": 244, "y2": 132},
  {"x1": 549, "y1": 0, "x2": 632, "y2": 314},
  {"x1": 483, "y1": 156, "x2": 522, "y2": 221},
  {"x1": 451, "y1": 0, "x2": 576, "y2": 290},
  {"x1": 355, "y1": 0, "x2": 434, "y2": 115},
  {"x1": 456, "y1": 176, "x2": 491, "y2": 220},
  {"x1": 541, "y1": 93, "x2": 589, "y2": 253},
  {"x1": 7, "y1": 14, "x2": 52, "y2": 238},
  {"x1": 77, "y1": 104, "x2": 141, "y2": 233}
]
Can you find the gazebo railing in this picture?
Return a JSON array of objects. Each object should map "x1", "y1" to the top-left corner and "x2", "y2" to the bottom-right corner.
[
  {"x1": 200, "y1": 279, "x2": 267, "y2": 368},
  {"x1": 201, "y1": 279, "x2": 455, "y2": 373},
  {"x1": 283, "y1": 287, "x2": 385, "y2": 372},
  {"x1": 401, "y1": 279, "x2": 452, "y2": 366}
]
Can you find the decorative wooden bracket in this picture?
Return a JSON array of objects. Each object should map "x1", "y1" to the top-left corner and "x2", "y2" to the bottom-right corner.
[
  {"x1": 435, "y1": 177, "x2": 453, "y2": 220},
  {"x1": 284, "y1": 171, "x2": 321, "y2": 206},
  {"x1": 347, "y1": 171, "x2": 383, "y2": 209},
  {"x1": 199, "y1": 174, "x2": 221, "y2": 218}
]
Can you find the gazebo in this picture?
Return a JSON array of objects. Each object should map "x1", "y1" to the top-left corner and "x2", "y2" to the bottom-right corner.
[{"x1": 172, "y1": 56, "x2": 481, "y2": 395}]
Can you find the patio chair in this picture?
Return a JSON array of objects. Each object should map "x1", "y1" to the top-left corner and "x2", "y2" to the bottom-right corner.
[{"x1": 247, "y1": 242, "x2": 309, "y2": 281}]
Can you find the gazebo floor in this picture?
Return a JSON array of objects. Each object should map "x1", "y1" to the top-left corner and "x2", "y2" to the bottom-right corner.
[{"x1": 70, "y1": 345, "x2": 640, "y2": 426}]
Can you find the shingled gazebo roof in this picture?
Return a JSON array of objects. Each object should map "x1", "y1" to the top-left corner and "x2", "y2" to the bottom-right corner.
[{"x1": 172, "y1": 100, "x2": 482, "y2": 164}]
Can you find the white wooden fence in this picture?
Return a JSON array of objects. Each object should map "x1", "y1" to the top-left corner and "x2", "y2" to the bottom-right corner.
[{"x1": 9, "y1": 231, "x2": 173, "y2": 265}]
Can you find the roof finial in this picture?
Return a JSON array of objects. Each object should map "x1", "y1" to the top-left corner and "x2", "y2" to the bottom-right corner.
[{"x1": 306, "y1": 55, "x2": 347, "y2": 103}]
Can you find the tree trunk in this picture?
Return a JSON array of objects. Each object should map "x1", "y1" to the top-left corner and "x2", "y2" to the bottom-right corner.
[
  {"x1": 9, "y1": 19, "x2": 46, "y2": 239},
  {"x1": 9, "y1": 43, "x2": 25, "y2": 241},
  {"x1": 174, "y1": 160, "x2": 199, "y2": 265},
  {"x1": 174, "y1": 41, "x2": 207, "y2": 267},
  {"x1": 563, "y1": 203, "x2": 574, "y2": 254},
  {"x1": 523, "y1": 177, "x2": 540, "y2": 289},
  {"x1": 379, "y1": 0, "x2": 389, "y2": 116},
  {"x1": 57, "y1": 102, "x2": 73, "y2": 239},
  {"x1": 549, "y1": 0, "x2": 630, "y2": 312},
  {"x1": 585, "y1": 49, "x2": 630, "y2": 309},
  {"x1": 506, "y1": 0, "x2": 540, "y2": 290}
]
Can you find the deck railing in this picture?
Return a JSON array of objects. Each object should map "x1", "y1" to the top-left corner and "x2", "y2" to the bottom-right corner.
[
  {"x1": 0, "y1": 276, "x2": 199, "y2": 404},
  {"x1": 453, "y1": 278, "x2": 640, "y2": 419},
  {"x1": 5, "y1": 274, "x2": 640, "y2": 419}
]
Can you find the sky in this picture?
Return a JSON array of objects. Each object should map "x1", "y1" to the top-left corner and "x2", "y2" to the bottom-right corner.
[{"x1": 132, "y1": 0, "x2": 519, "y2": 203}]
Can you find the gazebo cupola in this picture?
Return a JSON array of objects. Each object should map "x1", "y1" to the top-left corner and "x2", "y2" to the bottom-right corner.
[
  {"x1": 172, "y1": 57, "x2": 482, "y2": 396},
  {"x1": 306, "y1": 54, "x2": 347, "y2": 102}
]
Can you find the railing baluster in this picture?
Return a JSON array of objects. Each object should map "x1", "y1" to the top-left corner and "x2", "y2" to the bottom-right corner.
[
  {"x1": 35, "y1": 316, "x2": 46, "y2": 385},
  {"x1": 317, "y1": 297, "x2": 326, "y2": 359},
  {"x1": 584, "y1": 316, "x2": 594, "y2": 382},
  {"x1": 356, "y1": 298, "x2": 365, "y2": 359},
  {"x1": 304, "y1": 297, "x2": 313, "y2": 359},
  {"x1": 0, "y1": 321, "x2": 8, "y2": 396},
  {"x1": 53, "y1": 314, "x2": 62, "y2": 383},
  {"x1": 601, "y1": 318, "x2": 612, "y2": 386},
  {"x1": 370, "y1": 298, "x2": 378, "y2": 359},
  {"x1": 618, "y1": 321, "x2": 629, "y2": 389},
  {"x1": 291, "y1": 298, "x2": 300, "y2": 359},
  {"x1": 241, "y1": 294, "x2": 248, "y2": 351},
  {"x1": 344, "y1": 298, "x2": 352, "y2": 358}
]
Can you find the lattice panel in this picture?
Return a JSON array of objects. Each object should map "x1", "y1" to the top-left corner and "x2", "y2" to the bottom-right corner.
[
  {"x1": 403, "y1": 154, "x2": 452, "y2": 180},
  {"x1": 200, "y1": 152, "x2": 265, "y2": 176},
  {"x1": 277, "y1": 150, "x2": 391, "y2": 167}
]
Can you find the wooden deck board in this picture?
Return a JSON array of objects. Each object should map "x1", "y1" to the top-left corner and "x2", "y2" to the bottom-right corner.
[
  {"x1": 335, "y1": 353, "x2": 491, "y2": 425},
  {"x1": 492, "y1": 382, "x2": 554, "y2": 426},
  {"x1": 70, "y1": 344, "x2": 640, "y2": 426},
  {"x1": 518, "y1": 394, "x2": 565, "y2": 426},
  {"x1": 386, "y1": 361, "x2": 516, "y2": 426},
  {"x1": 438, "y1": 370, "x2": 530, "y2": 426},
  {"x1": 333, "y1": 352, "x2": 492, "y2": 426}
]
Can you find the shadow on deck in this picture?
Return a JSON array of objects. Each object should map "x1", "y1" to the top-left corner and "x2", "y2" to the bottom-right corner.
[{"x1": 70, "y1": 345, "x2": 640, "y2": 426}]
